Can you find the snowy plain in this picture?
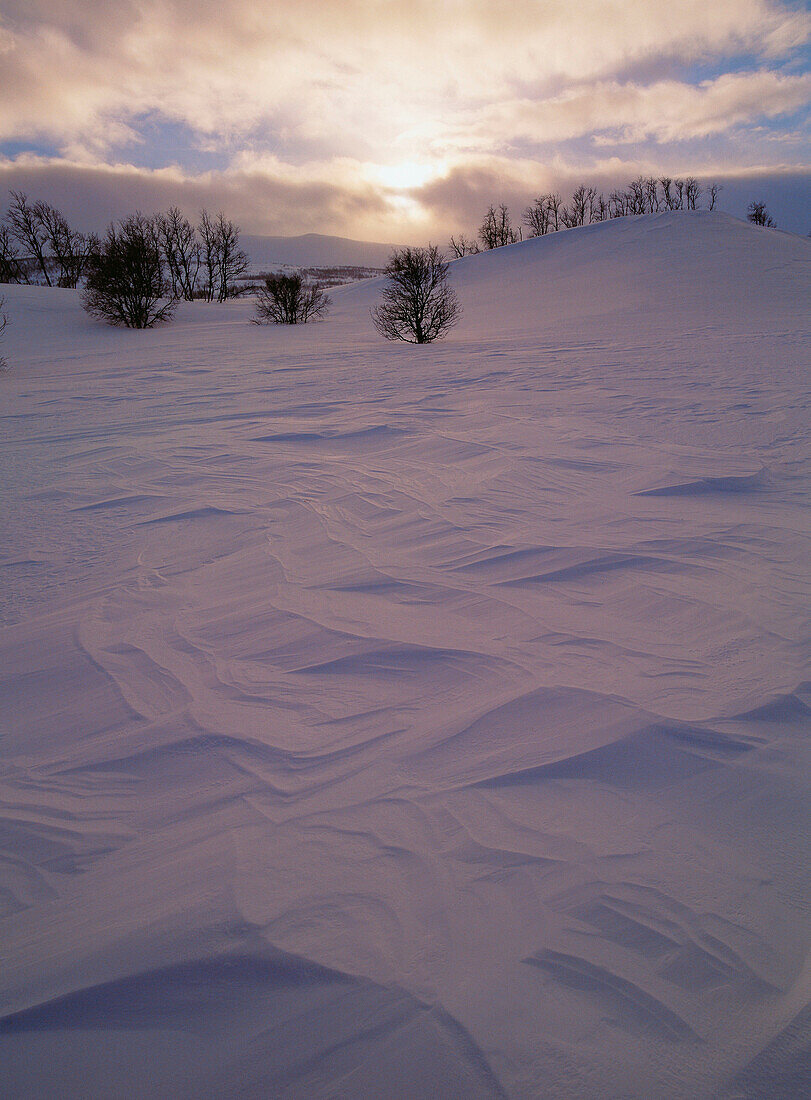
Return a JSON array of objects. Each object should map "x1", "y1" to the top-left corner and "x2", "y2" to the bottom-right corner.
[{"x1": 0, "y1": 212, "x2": 809, "y2": 1098}]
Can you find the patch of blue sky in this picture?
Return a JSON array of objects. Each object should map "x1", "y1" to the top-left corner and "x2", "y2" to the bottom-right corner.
[
  {"x1": 0, "y1": 139, "x2": 60, "y2": 160},
  {"x1": 105, "y1": 115, "x2": 234, "y2": 172},
  {"x1": 678, "y1": 45, "x2": 810, "y2": 84}
]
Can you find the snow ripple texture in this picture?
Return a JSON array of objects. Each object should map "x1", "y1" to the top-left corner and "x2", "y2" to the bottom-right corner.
[{"x1": 0, "y1": 213, "x2": 809, "y2": 1099}]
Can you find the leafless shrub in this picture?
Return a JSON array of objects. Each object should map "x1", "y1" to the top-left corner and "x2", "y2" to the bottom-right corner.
[
  {"x1": 253, "y1": 273, "x2": 330, "y2": 324},
  {"x1": 82, "y1": 213, "x2": 175, "y2": 328},
  {"x1": 448, "y1": 234, "x2": 480, "y2": 257},
  {"x1": 371, "y1": 245, "x2": 461, "y2": 344},
  {"x1": 748, "y1": 201, "x2": 776, "y2": 227}
]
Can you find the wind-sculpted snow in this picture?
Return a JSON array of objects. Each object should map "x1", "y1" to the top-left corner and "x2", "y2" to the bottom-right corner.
[{"x1": 0, "y1": 213, "x2": 809, "y2": 1098}]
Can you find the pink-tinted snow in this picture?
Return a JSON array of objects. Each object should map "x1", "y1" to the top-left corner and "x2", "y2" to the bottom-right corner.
[{"x1": 1, "y1": 213, "x2": 809, "y2": 1098}]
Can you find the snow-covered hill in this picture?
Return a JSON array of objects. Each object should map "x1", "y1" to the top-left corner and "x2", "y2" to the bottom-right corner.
[
  {"x1": 1, "y1": 212, "x2": 809, "y2": 1099},
  {"x1": 242, "y1": 230, "x2": 395, "y2": 269}
]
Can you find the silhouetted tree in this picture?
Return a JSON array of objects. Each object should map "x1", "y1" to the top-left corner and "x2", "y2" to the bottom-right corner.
[
  {"x1": 253, "y1": 273, "x2": 330, "y2": 324},
  {"x1": 448, "y1": 234, "x2": 480, "y2": 257},
  {"x1": 453, "y1": 174, "x2": 721, "y2": 250},
  {"x1": 523, "y1": 196, "x2": 550, "y2": 237},
  {"x1": 626, "y1": 177, "x2": 648, "y2": 215},
  {"x1": 0, "y1": 225, "x2": 25, "y2": 283},
  {"x1": 747, "y1": 201, "x2": 776, "y2": 227},
  {"x1": 156, "y1": 207, "x2": 201, "y2": 301},
  {"x1": 82, "y1": 213, "x2": 175, "y2": 328},
  {"x1": 685, "y1": 177, "x2": 702, "y2": 210},
  {"x1": 644, "y1": 177, "x2": 660, "y2": 212},
  {"x1": 371, "y1": 245, "x2": 461, "y2": 344},
  {"x1": 6, "y1": 191, "x2": 53, "y2": 285},
  {"x1": 198, "y1": 210, "x2": 249, "y2": 301},
  {"x1": 478, "y1": 203, "x2": 520, "y2": 249},
  {"x1": 0, "y1": 294, "x2": 8, "y2": 370},
  {"x1": 659, "y1": 177, "x2": 675, "y2": 210},
  {"x1": 35, "y1": 203, "x2": 96, "y2": 287},
  {"x1": 3, "y1": 193, "x2": 95, "y2": 287},
  {"x1": 566, "y1": 185, "x2": 587, "y2": 227},
  {"x1": 608, "y1": 188, "x2": 629, "y2": 218}
]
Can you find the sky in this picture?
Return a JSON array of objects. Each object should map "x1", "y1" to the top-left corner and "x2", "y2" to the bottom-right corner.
[{"x1": 0, "y1": 0, "x2": 809, "y2": 242}]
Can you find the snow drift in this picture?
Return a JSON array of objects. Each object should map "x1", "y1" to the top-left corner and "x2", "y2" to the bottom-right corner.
[{"x1": 0, "y1": 212, "x2": 809, "y2": 1099}]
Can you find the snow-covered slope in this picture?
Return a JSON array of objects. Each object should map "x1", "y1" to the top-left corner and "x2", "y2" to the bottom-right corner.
[{"x1": 1, "y1": 213, "x2": 809, "y2": 1099}]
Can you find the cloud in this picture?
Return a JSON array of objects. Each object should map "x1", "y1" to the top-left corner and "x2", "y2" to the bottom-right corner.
[
  {"x1": 0, "y1": 0, "x2": 807, "y2": 157},
  {"x1": 448, "y1": 70, "x2": 811, "y2": 153},
  {"x1": 0, "y1": 155, "x2": 400, "y2": 240},
  {"x1": 0, "y1": 1, "x2": 808, "y2": 239},
  {"x1": 1, "y1": 149, "x2": 808, "y2": 243}
]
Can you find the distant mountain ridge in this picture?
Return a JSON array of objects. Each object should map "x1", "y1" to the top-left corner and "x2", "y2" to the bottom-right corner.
[{"x1": 241, "y1": 232, "x2": 396, "y2": 270}]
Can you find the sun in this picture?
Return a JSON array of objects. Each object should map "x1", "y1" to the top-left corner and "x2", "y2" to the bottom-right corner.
[{"x1": 375, "y1": 160, "x2": 442, "y2": 191}]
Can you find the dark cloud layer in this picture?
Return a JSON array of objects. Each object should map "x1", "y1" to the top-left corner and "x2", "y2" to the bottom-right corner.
[{"x1": 0, "y1": 157, "x2": 807, "y2": 242}]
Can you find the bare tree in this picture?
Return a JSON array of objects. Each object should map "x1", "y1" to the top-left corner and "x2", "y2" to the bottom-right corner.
[
  {"x1": 3, "y1": 194, "x2": 94, "y2": 287},
  {"x1": 707, "y1": 183, "x2": 722, "y2": 211},
  {"x1": 253, "y1": 273, "x2": 330, "y2": 324},
  {"x1": 448, "y1": 234, "x2": 480, "y2": 257},
  {"x1": 561, "y1": 185, "x2": 599, "y2": 227},
  {"x1": 568, "y1": 185, "x2": 589, "y2": 227},
  {"x1": 6, "y1": 191, "x2": 53, "y2": 285},
  {"x1": 523, "y1": 196, "x2": 550, "y2": 237},
  {"x1": 36, "y1": 203, "x2": 96, "y2": 288},
  {"x1": 685, "y1": 177, "x2": 702, "y2": 210},
  {"x1": 156, "y1": 207, "x2": 201, "y2": 301},
  {"x1": 198, "y1": 210, "x2": 219, "y2": 302},
  {"x1": 214, "y1": 212, "x2": 249, "y2": 301},
  {"x1": 608, "y1": 188, "x2": 629, "y2": 218},
  {"x1": 560, "y1": 203, "x2": 575, "y2": 229},
  {"x1": 0, "y1": 225, "x2": 26, "y2": 283},
  {"x1": 0, "y1": 294, "x2": 8, "y2": 370},
  {"x1": 627, "y1": 177, "x2": 648, "y2": 215},
  {"x1": 371, "y1": 245, "x2": 461, "y2": 344},
  {"x1": 643, "y1": 177, "x2": 660, "y2": 212},
  {"x1": 198, "y1": 210, "x2": 249, "y2": 301},
  {"x1": 673, "y1": 179, "x2": 685, "y2": 210},
  {"x1": 659, "y1": 177, "x2": 675, "y2": 210},
  {"x1": 478, "y1": 203, "x2": 520, "y2": 249},
  {"x1": 748, "y1": 201, "x2": 776, "y2": 227},
  {"x1": 585, "y1": 185, "x2": 599, "y2": 222},
  {"x1": 82, "y1": 213, "x2": 175, "y2": 328}
]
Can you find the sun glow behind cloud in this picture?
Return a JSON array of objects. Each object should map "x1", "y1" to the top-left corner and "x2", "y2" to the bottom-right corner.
[
  {"x1": 375, "y1": 162, "x2": 448, "y2": 192},
  {"x1": 0, "y1": 0, "x2": 808, "y2": 237}
]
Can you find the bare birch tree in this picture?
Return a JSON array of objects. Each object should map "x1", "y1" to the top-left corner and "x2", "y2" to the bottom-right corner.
[{"x1": 371, "y1": 245, "x2": 461, "y2": 344}]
